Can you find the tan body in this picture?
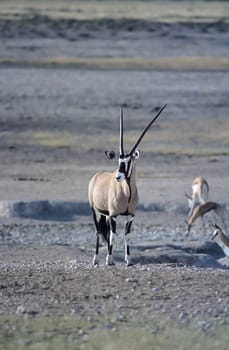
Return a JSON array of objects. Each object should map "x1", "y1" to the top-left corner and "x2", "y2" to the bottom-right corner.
[
  {"x1": 186, "y1": 176, "x2": 209, "y2": 217},
  {"x1": 88, "y1": 167, "x2": 138, "y2": 217},
  {"x1": 192, "y1": 176, "x2": 209, "y2": 203},
  {"x1": 187, "y1": 201, "x2": 220, "y2": 228},
  {"x1": 186, "y1": 201, "x2": 226, "y2": 238}
]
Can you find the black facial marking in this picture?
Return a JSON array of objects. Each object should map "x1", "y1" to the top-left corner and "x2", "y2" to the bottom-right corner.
[{"x1": 118, "y1": 161, "x2": 126, "y2": 174}]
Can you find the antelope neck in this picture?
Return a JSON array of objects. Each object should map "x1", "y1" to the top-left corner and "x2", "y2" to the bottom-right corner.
[
  {"x1": 125, "y1": 177, "x2": 132, "y2": 203},
  {"x1": 124, "y1": 161, "x2": 136, "y2": 203}
]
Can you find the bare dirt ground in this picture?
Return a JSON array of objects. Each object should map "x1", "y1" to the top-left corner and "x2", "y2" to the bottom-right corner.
[{"x1": 0, "y1": 1, "x2": 229, "y2": 349}]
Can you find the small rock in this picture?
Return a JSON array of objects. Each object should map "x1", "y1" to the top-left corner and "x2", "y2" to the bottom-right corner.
[
  {"x1": 126, "y1": 278, "x2": 138, "y2": 283},
  {"x1": 16, "y1": 305, "x2": 26, "y2": 314}
]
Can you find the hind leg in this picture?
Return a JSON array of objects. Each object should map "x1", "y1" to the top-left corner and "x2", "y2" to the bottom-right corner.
[
  {"x1": 93, "y1": 233, "x2": 100, "y2": 265},
  {"x1": 125, "y1": 215, "x2": 134, "y2": 266},
  {"x1": 106, "y1": 216, "x2": 116, "y2": 265},
  {"x1": 188, "y1": 195, "x2": 198, "y2": 217},
  {"x1": 92, "y1": 209, "x2": 100, "y2": 265}
]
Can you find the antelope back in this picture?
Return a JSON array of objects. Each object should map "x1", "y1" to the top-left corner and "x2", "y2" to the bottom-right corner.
[
  {"x1": 188, "y1": 201, "x2": 219, "y2": 226},
  {"x1": 192, "y1": 176, "x2": 209, "y2": 202}
]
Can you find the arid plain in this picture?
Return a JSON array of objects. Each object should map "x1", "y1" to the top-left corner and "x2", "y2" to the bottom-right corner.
[{"x1": 0, "y1": 1, "x2": 229, "y2": 349}]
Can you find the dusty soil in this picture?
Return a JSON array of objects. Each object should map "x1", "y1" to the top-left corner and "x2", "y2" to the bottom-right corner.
[
  {"x1": 0, "y1": 243, "x2": 229, "y2": 325},
  {"x1": 0, "y1": 1, "x2": 229, "y2": 348}
]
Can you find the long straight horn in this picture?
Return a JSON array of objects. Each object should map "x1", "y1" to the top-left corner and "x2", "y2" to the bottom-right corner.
[
  {"x1": 129, "y1": 104, "x2": 167, "y2": 155},
  {"x1": 120, "y1": 107, "x2": 124, "y2": 156}
]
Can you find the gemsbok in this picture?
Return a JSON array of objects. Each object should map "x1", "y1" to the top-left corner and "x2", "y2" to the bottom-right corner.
[
  {"x1": 185, "y1": 176, "x2": 209, "y2": 217},
  {"x1": 88, "y1": 104, "x2": 167, "y2": 266}
]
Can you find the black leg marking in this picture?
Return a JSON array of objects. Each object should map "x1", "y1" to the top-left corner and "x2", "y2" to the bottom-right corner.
[
  {"x1": 95, "y1": 233, "x2": 99, "y2": 255},
  {"x1": 106, "y1": 216, "x2": 116, "y2": 265},
  {"x1": 92, "y1": 210, "x2": 100, "y2": 265},
  {"x1": 92, "y1": 209, "x2": 111, "y2": 265},
  {"x1": 125, "y1": 215, "x2": 134, "y2": 265},
  {"x1": 92, "y1": 233, "x2": 100, "y2": 265},
  {"x1": 108, "y1": 216, "x2": 116, "y2": 255}
]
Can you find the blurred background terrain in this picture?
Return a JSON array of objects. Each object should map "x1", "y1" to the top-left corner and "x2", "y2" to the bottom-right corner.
[{"x1": 0, "y1": 0, "x2": 228, "y2": 206}]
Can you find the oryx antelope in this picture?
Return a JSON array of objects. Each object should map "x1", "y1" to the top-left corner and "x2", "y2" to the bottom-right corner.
[
  {"x1": 88, "y1": 105, "x2": 166, "y2": 266},
  {"x1": 185, "y1": 176, "x2": 209, "y2": 217},
  {"x1": 185, "y1": 201, "x2": 226, "y2": 236}
]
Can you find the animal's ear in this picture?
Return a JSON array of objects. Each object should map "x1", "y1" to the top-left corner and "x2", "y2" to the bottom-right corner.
[
  {"x1": 132, "y1": 150, "x2": 140, "y2": 159},
  {"x1": 105, "y1": 150, "x2": 116, "y2": 159}
]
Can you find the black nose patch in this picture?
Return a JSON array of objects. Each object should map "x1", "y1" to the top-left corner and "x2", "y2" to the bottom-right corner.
[{"x1": 118, "y1": 162, "x2": 126, "y2": 173}]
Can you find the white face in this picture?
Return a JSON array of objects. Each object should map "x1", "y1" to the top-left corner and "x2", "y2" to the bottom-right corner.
[{"x1": 104, "y1": 150, "x2": 139, "y2": 182}]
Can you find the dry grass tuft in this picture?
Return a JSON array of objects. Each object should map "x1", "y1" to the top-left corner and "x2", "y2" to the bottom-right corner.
[{"x1": 1, "y1": 57, "x2": 229, "y2": 71}]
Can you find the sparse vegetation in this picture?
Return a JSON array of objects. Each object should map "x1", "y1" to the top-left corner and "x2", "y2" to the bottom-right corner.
[
  {"x1": 5, "y1": 116, "x2": 229, "y2": 157},
  {"x1": 0, "y1": 314, "x2": 229, "y2": 350},
  {"x1": 1, "y1": 57, "x2": 229, "y2": 71},
  {"x1": 1, "y1": 0, "x2": 229, "y2": 22}
]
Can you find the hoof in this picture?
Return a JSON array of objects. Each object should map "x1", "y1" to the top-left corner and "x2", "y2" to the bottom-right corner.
[
  {"x1": 125, "y1": 256, "x2": 133, "y2": 266},
  {"x1": 93, "y1": 255, "x2": 99, "y2": 266},
  {"x1": 106, "y1": 255, "x2": 114, "y2": 266}
]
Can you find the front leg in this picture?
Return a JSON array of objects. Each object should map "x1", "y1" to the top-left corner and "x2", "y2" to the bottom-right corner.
[
  {"x1": 106, "y1": 216, "x2": 117, "y2": 265},
  {"x1": 93, "y1": 233, "x2": 100, "y2": 265},
  {"x1": 125, "y1": 215, "x2": 134, "y2": 266}
]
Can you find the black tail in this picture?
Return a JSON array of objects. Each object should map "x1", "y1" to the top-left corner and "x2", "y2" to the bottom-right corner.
[{"x1": 92, "y1": 209, "x2": 110, "y2": 244}]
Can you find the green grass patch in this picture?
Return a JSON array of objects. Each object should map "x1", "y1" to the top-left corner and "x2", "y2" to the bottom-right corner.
[{"x1": 0, "y1": 315, "x2": 228, "y2": 350}]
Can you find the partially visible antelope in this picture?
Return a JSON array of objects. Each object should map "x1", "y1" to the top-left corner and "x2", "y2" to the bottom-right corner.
[
  {"x1": 185, "y1": 176, "x2": 209, "y2": 217},
  {"x1": 185, "y1": 201, "x2": 226, "y2": 236},
  {"x1": 211, "y1": 223, "x2": 229, "y2": 256},
  {"x1": 88, "y1": 105, "x2": 166, "y2": 266}
]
